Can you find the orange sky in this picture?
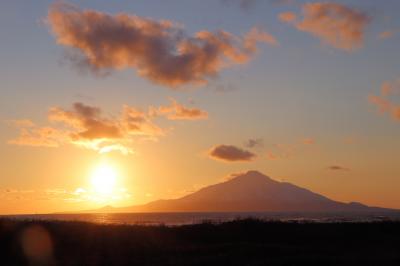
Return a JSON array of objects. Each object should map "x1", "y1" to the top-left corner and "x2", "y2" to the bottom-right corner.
[{"x1": 1, "y1": 0, "x2": 400, "y2": 214}]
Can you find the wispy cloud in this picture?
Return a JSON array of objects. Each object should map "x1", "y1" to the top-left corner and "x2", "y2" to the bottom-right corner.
[
  {"x1": 150, "y1": 98, "x2": 208, "y2": 120},
  {"x1": 208, "y1": 144, "x2": 256, "y2": 162},
  {"x1": 378, "y1": 29, "x2": 399, "y2": 40},
  {"x1": 244, "y1": 138, "x2": 263, "y2": 148},
  {"x1": 1, "y1": 187, "x2": 131, "y2": 204},
  {"x1": 265, "y1": 138, "x2": 315, "y2": 160},
  {"x1": 279, "y1": 2, "x2": 370, "y2": 51},
  {"x1": 9, "y1": 99, "x2": 207, "y2": 154},
  {"x1": 369, "y1": 77, "x2": 400, "y2": 121},
  {"x1": 302, "y1": 138, "x2": 315, "y2": 145},
  {"x1": 47, "y1": 2, "x2": 277, "y2": 88}
]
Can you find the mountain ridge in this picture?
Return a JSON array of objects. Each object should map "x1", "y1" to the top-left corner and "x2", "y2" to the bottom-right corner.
[{"x1": 91, "y1": 170, "x2": 396, "y2": 213}]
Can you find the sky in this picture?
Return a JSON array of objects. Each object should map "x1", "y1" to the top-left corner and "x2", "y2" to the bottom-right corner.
[{"x1": 1, "y1": 0, "x2": 400, "y2": 214}]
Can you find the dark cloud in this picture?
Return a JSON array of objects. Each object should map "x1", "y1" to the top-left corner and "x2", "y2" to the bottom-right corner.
[
  {"x1": 209, "y1": 144, "x2": 256, "y2": 162},
  {"x1": 328, "y1": 165, "x2": 350, "y2": 171},
  {"x1": 47, "y1": 2, "x2": 277, "y2": 88}
]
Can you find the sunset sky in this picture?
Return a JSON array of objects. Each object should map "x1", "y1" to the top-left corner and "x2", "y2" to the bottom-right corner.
[{"x1": 1, "y1": 0, "x2": 400, "y2": 214}]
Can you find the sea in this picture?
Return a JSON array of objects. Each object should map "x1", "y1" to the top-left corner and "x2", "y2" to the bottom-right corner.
[{"x1": 3, "y1": 211, "x2": 400, "y2": 226}]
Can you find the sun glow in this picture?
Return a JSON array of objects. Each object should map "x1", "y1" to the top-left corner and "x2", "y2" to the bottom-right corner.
[{"x1": 90, "y1": 164, "x2": 117, "y2": 195}]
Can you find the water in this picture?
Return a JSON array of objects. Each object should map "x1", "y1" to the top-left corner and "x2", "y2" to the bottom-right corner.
[{"x1": 4, "y1": 211, "x2": 400, "y2": 226}]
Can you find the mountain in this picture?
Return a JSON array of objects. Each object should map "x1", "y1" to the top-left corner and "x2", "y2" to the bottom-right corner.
[{"x1": 105, "y1": 171, "x2": 394, "y2": 213}]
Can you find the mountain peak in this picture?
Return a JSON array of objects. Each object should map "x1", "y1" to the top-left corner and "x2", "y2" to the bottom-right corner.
[
  {"x1": 108, "y1": 170, "x2": 393, "y2": 213},
  {"x1": 228, "y1": 170, "x2": 274, "y2": 183}
]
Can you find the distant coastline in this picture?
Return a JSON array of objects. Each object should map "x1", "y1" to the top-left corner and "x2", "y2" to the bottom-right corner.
[{"x1": 4, "y1": 210, "x2": 400, "y2": 226}]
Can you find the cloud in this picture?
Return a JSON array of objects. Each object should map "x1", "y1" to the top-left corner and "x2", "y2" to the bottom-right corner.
[
  {"x1": 212, "y1": 83, "x2": 238, "y2": 93},
  {"x1": 265, "y1": 143, "x2": 297, "y2": 160},
  {"x1": 369, "y1": 77, "x2": 400, "y2": 121},
  {"x1": 266, "y1": 151, "x2": 279, "y2": 160},
  {"x1": 47, "y1": 2, "x2": 277, "y2": 88},
  {"x1": 327, "y1": 165, "x2": 350, "y2": 171},
  {"x1": 378, "y1": 28, "x2": 399, "y2": 40},
  {"x1": 265, "y1": 138, "x2": 316, "y2": 160},
  {"x1": 278, "y1": 12, "x2": 297, "y2": 23},
  {"x1": 9, "y1": 99, "x2": 207, "y2": 154},
  {"x1": 302, "y1": 138, "x2": 315, "y2": 145},
  {"x1": 8, "y1": 122, "x2": 65, "y2": 148},
  {"x1": 279, "y1": 2, "x2": 370, "y2": 51},
  {"x1": 244, "y1": 138, "x2": 263, "y2": 148},
  {"x1": 380, "y1": 80, "x2": 398, "y2": 96},
  {"x1": 378, "y1": 30, "x2": 396, "y2": 40},
  {"x1": 49, "y1": 102, "x2": 123, "y2": 141},
  {"x1": 121, "y1": 106, "x2": 165, "y2": 136},
  {"x1": 223, "y1": 171, "x2": 247, "y2": 181},
  {"x1": 368, "y1": 95, "x2": 400, "y2": 121},
  {"x1": 150, "y1": 98, "x2": 208, "y2": 120},
  {"x1": 208, "y1": 144, "x2": 256, "y2": 162},
  {"x1": 1, "y1": 187, "x2": 131, "y2": 204}
]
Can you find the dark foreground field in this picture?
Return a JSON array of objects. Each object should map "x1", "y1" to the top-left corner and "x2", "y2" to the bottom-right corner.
[{"x1": 1, "y1": 218, "x2": 399, "y2": 266}]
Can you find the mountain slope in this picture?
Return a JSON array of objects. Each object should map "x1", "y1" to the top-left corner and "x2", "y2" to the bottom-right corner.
[{"x1": 113, "y1": 171, "x2": 392, "y2": 212}]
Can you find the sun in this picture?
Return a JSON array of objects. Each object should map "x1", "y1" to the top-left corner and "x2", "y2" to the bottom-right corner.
[{"x1": 90, "y1": 164, "x2": 117, "y2": 194}]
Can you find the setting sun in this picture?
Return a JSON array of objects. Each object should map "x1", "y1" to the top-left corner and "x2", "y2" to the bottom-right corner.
[{"x1": 90, "y1": 164, "x2": 117, "y2": 195}]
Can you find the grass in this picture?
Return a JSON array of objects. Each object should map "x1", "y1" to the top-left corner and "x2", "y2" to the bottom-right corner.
[{"x1": 1, "y1": 218, "x2": 400, "y2": 265}]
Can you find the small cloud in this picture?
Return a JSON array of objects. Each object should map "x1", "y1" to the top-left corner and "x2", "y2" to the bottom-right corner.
[
  {"x1": 8, "y1": 119, "x2": 36, "y2": 128},
  {"x1": 150, "y1": 98, "x2": 208, "y2": 120},
  {"x1": 368, "y1": 77, "x2": 400, "y2": 122},
  {"x1": 265, "y1": 144, "x2": 295, "y2": 160},
  {"x1": 266, "y1": 151, "x2": 279, "y2": 160},
  {"x1": 8, "y1": 126, "x2": 65, "y2": 148},
  {"x1": 244, "y1": 138, "x2": 263, "y2": 148},
  {"x1": 378, "y1": 30, "x2": 396, "y2": 40},
  {"x1": 279, "y1": 2, "x2": 370, "y2": 51},
  {"x1": 223, "y1": 171, "x2": 247, "y2": 181},
  {"x1": 212, "y1": 83, "x2": 238, "y2": 94},
  {"x1": 327, "y1": 165, "x2": 350, "y2": 171},
  {"x1": 208, "y1": 144, "x2": 256, "y2": 162},
  {"x1": 73, "y1": 188, "x2": 86, "y2": 195},
  {"x1": 302, "y1": 138, "x2": 315, "y2": 145},
  {"x1": 278, "y1": 12, "x2": 297, "y2": 23},
  {"x1": 265, "y1": 138, "x2": 315, "y2": 160}
]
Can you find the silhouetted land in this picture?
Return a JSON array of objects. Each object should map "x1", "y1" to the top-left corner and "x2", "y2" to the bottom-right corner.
[{"x1": 1, "y1": 218, "x2": 400, "y2": 265}]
